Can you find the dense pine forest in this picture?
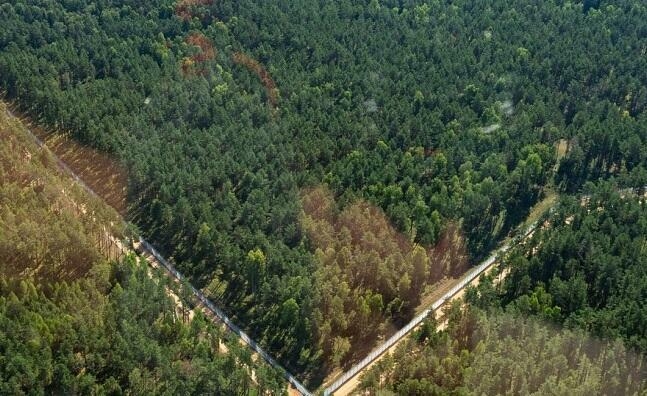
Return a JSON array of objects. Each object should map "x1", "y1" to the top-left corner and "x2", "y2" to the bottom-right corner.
[
  {"x1": 1, "y1": 0, "x2": 647, "y2": 386},
  {"x1": 492, "y1": 184, "x2": 647, "y2": 352},
  {"x1": 361, "y1": 184, "x2": 647, "y2": 393},
  {"x1": 0, "y1": 106, "x2": 284, "y2": 394},
  {"x1": 359, "y1": 306, "x2": 647, "y2": 394}
]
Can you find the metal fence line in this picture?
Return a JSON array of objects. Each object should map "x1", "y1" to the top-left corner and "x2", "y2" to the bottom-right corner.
[
  {"x1": 5, "y1": 107, "x2": 312, "y2": 396},
  {"x1": 138, "y1": 239, "x2": 312, "y2": 396},
  {"x1": 11, "y1": 103, "x2": 546, "y2": 396},
  {"x1": 322, "y1": 223, "x2": 537, "y2": 396}
]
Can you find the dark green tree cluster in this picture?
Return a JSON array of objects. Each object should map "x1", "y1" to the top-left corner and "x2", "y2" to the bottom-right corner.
[
  {"x1": 359, "y1": 182, "x2": 647, "y2": 394},
  {"x1": 484, "y1": 182, "x2": 647, "y2": 352},
  {"x1": 1, "y1": 0, "x2": 647, "y2": 382},
  {"x1": 0, "y1": 256, "x2": 284, "y2": 395},
  {"x1": 556, "y1": 101, "x2": 647, "y2": 193}
]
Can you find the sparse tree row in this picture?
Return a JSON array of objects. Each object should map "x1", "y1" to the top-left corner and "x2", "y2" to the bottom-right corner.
[{"x1": 1, "y1": 0, "x2": 646, "y2": 385}]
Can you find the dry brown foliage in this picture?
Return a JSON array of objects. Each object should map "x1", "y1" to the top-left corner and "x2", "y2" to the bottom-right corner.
[
  {"x1": 301, "y1": 186, "x2": 467, "y2": 367},
  {"x1": 181, "y1": 33, "x2": 217, "y2": 76},
  {"x1": 232, "y1": 52, "x2": 279, "y2": 108},
  {"x1": 175, "y1": 0, "x2": 213, "y2": 21}
]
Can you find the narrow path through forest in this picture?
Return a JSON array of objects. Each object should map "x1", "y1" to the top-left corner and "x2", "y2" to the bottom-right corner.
[
  {"x1": 2, "y1": 104, "x2": 311, "y2": 396},
  {"x1": 4, "y1": 102, "x2": 558, "y2": 396}
]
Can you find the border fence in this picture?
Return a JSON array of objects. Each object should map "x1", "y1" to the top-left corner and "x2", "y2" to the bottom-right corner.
[
  {"x1": 10, "y1": 102, "x2": 547, "y2": 396},
  {"x1": 6, "y1": 106, "x2": 312, "y2": 396},
  {"x1": 323, "y1": 223, "x2": 537, "y2": 396},
  {"x1": 138, "y1": 239, "x2": 312, "y2": 396}
]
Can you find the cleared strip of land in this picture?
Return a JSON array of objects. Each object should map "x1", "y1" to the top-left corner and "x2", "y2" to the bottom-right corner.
[
  {"x1": 2, "y1": 103, "x2": 311, "y2": 396},
  {"x1": 323, "y1": 222, "x2": 538, "y2": 396}
]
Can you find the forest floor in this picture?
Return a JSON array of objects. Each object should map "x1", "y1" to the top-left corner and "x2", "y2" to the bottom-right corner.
[
  {"x1": 556, "y1": 138, "x2": 569, "y2": 161},
  {"x1": 524, "y1": 190, "x2": 558, "y2": 230},
  {"x1": 135, "y1": 241, "x2": 297, "y2": 393},
  {"x1": 34, "y1": 130, "x2": 128, "y2": 216},
  {"x1": 414, "y1": 277, "x2": 460, "y2": 316}
]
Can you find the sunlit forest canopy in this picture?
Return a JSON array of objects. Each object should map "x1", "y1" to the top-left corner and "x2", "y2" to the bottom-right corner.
[
  {"x1": 0, "y1": 106, "x2": 284, "y2": 394},
  {"x1": 365, "y1": 183, "x2": 647, "y2": 394},
  {"x1": 360, "y1": 307, "x2": 647, "y2": 395},
  {"x1": 1, "y1": 0, "x2": 646, "y2": 383}
]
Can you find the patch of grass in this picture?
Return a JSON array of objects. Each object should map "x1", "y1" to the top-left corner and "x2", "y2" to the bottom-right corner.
[{"x1": 524, "y1": 189, "x2": 558, "y2": 228}]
